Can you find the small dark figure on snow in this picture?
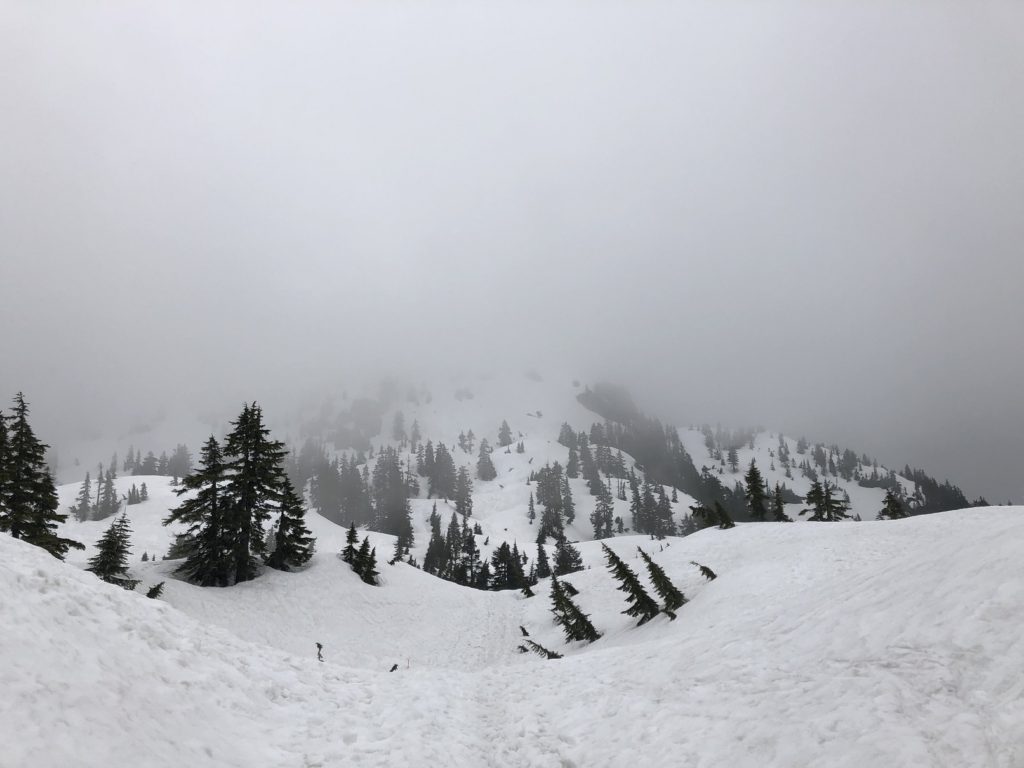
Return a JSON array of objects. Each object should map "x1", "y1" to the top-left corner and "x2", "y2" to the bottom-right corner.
[
  {"x1": 389, "y1": 663, "x2": 399, "y2": 672},
  {"x1": 316, "y1": 642, "x2": 323, "y2": 662}
]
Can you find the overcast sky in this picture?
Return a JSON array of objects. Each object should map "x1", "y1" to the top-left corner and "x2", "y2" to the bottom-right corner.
[{"x1": 2, "y1": 1, "x2": 1022, "y2": 502}]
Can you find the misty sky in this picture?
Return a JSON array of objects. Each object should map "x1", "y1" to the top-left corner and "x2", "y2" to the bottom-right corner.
[{"x1": 2, "y1": 1, "x2": 1023, "y2": 502}]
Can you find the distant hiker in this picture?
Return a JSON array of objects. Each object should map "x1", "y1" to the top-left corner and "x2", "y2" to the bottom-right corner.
[
  {"x1": 316, "y1": 642, "x2": 324, "y2": 662},
  {"x1": 389, "y1": 663, "x2": 398, "y2": 672}
]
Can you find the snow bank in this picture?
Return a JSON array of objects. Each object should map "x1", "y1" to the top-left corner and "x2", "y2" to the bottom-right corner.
[{"x1": 5, "y1": 505, "x2": 1023, "y2": 767}]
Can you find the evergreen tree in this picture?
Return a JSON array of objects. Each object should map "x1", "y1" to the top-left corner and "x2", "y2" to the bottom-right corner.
[
  {"x1": 222, "y1": 403, "x2": 289, "y2": 584},
  {"x1": 87, "y1": 514, "x2": 138, "y2": 590},
  {"x1": 727, "y1": 446, "x2": 739, "y2": 472},
  {"x1": 341, "y1": 522, "x2": 359, "y2": 564},
  {"x1": 553, "y1": 538, "x2": 583, "y2": 575},
  {"x1": 476, "y1": 439, "x2": 497, "y2": 481},
  {"x1": 265, "y1": 477, "x2": 316, "y2": 571},
  {"x1": 146, "y1": 582, "x2": 165, "y2": 599},
  {"x1": 772, "y1": 483, "x2": 792, "y2": 522},
  {"x1": 549, "y1": 575, "x2": 601, "y2": 643},
  {"x1": 638, "y1": 547, "x2": 686, "y2": 613},
  {"x1": 565, "y1": 445, "x2": 580, "y2": 479},
  {"x1": 652, "y1": 486, "x2": 675, "y2": 539},
  {"x1": 422, "y1": 505, "x2": 446, "y2": 575},
  {"x1": 140, "y1": 482, "x2": 149, "y2": 502},
  {"x1": 163, "y1": 436, "x2": 232, "y2": 586},
  {"x1": 713, "y1": 500, "x2": 735, "y2": 529},
  {"x1": 744, "y1": 460, "x2": 768, "y2": 521},
  {"x1": 560, "y1": 475, "x2": 575, "y2": 525},
  {"x1": 0, "y1": 393, "x2": 82, "y2": 559},
  {"x1": 497, "y1": 420, "x2": 513, "y2": 447},
  {"x1": 527, "y1": 492, "x2": 536, "y2": 524},
  {"x1": 522, "y1": 639, "x2": 562, "y2": 659},
  {"x1": 455, "y1": 466, "x2": 473, "y2": 517},
  {"x1": 535, "y1": 541, "x2": 551, "y2": 579},
  {"x1": 353, "y1": 537, "x2": 379, "y2": 585},
  {"x1": 878, "y1": 489, "x2": 907, "y2": 520},
  {"x1": 71, "y1": 472, "x2": 93, "y2": 522},
  {"x1": 601, "y1": 544, "x2": 660, "y2": 625},
  {"x1": 590, "y1": 486, "x2": 614, "y2": 539}
]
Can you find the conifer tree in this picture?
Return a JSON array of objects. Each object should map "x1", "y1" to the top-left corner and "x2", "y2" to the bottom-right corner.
[
  {"x1": 878, "y1": 489, "x2": 907, "y2": 520},
  {"x1": 692, "y1": 560, "x2": 717, "y2": 581},
  {"x1": 87, "y1": 514, "x2": 138, "y2": 590},
  {"x1": 71, "y1": 472, "x2": 93, "y2": 522},
  {"x1": 652, "y1": 486, "x2": 675, "y2": 539},
  {"x1": 353, "y1": 537, "x2": 379, "y2": 585},
  {"x1": 727, "y1": 446, "x2": 739, "y2": 472},
  {"x1": 553, "y1": 537, "x2": 583, "y2": 575},
  {"x1": 163, "y1": 436, "x2": 231, "y2": 586},
  {"x1": 590, "y1": 486, "x2": 614, "y2": 539},
  {"x1": 522, "y1": 639, "x2": 562, "y2": 659},
  {"x1": 140, "y1": 482, "x2": 149, "y2": 502},
  {"x1": 744, "y1": 460, "x2": 767, "y2": 521},
  {"x1": 476, "y1": 440, "x2": 497, "y2": 481},
  {"x1": 265, "y1": 477, "x2": 316, "y2": 571},
  {"x1": 146, "y1": 582, "x2": 165, "y2": 599},
  {"x1": 561, "y1": 475, "x2": 575, "y2": 525},
  {"x1": 535, "y1": 541, "x2": 551, "y2": 579},
  {"x1": 341, "y1": 522, "x2": 359, "y2": 564},
  {"x1": 772, "y1": 483, "x2": 792, "y2": 522},
  {"x1": 222, "y1": 403, "x2": 288, "y2": 584},
  {"x1": 566, "y1": 445, "x2": 580, "y2": 479},
  {"x1": 549, "y1": 576, "x2": 601, "y2": 643},
  {"x1": 638, "y1": 547, "x2": 686, "y2": 613},
  {"x1": 0, "y1": 393, "x2": 82, "y2": 559},
  {"x1": 713, "y1": 500, "x2": 735, "y2": 529},
  {"x1": 602, "y1": 544, "x2": 660, "y2": 625},
  {"x1": 422, "y1": 506, "x2": 446, "y2": 575},
  {"x1": 497, "y1": 420, "x2": 513, "y2": 447},
  {"x1": 455, "y1": 466, "x2": 473, "y2": 517}
]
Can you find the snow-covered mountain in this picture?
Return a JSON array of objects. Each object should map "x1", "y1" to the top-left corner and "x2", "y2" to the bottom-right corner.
[{"x1": 5, "y1": 373, "x2": 1019, "y2": 767}]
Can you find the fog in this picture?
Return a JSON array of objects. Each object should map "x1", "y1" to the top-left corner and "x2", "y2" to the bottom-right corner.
[{"x1": 2, "y1": 1, "x2": 1023, "y2": 502}]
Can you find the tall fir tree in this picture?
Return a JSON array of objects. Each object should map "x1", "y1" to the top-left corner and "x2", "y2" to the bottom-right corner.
[
  {"x1": 0, "y1": 393, "x2": 82, "y2": 559},
  {"x1": 602, "y1": 544, "x2": 660, "y2": 625},
  {"x1": 455, "y1": 466, "x2": 474, "y2": 517},
  {"x1": 265, "y1": 477, "x2": 316, "y2": 571},
  {"x1": 553, "y1": 537, "x2": 583, "y2": 575},
  {"x1": 590, "y1": 485, "x2": 615, "y2": 539},
  {"x1": 772, "y1": 483, "x2": 792, "y2": 522},
  {"x1": 163, "y1": 436, "x2": 231, "y2": 586},
  {"x1": 71, "y1": 472, "x2": 93, "y2": 522},
  {"x1": 535, "y1": 541, "x2": 552, "y2": 579},
  {"x1": 713, "y1": 500, "x2": 735, "y2": 529},
  {"x1": 744, "y1": 460, "x2": 767, "y2": 521},
  {"x1": 222, "y1": 403, "x2": 288, "y2": 584},
  {"x1": 638, "y1": 547, "x2": 686, "y2": 613}
]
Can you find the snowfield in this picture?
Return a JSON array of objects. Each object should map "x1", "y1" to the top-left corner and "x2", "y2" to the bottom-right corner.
[{"x1": 4, "y1": 500, "x2": 1022, "y2": 767}]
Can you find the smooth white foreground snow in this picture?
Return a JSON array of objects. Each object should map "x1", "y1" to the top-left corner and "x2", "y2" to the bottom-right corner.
[{"x1": 3, "y1": 508, "x2": 1022, "y2": 767}]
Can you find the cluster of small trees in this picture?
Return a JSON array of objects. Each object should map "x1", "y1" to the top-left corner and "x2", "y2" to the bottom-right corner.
[
  {"x1": 70, "y1": 467, "x2": 121, "y2": 522},
  {"x1": 163, "y1": 403, "x2": 315, "y2": 586},
  {"x1": 126, "y1": 482, "x2": 149, "y2": 506},
  {"x1": 122, "y1": 444, "x2": 192, "y2": 479},
  {"x1": 340, "y1": 524, "x2": 379, "y2": 585},
  {"x1": 0, "y1": 393, "x2": 83, "y2": 560}
]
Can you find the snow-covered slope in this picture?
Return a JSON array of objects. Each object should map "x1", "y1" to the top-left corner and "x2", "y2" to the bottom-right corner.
[{"x1": 8, "y1": 499, "x2": 1023, "y2": 767}]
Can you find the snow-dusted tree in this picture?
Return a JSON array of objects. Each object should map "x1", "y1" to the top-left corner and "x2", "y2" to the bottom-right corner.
[
  {"x1": 87, "y1": 514, "x2": 138, "y2": 590},
  {"x1": 561, "y1": 475, "x2": 575, "y2": 525},
  {"x1": 0, "y1": 393, "x2": 82, "y2": 559},
  {"x1": 535, "y1": 541, "x2": 551, "y2": 579},
  {"x1": 727, "y1": 446, "x2": 739, "y2": 473},
  {"x1": 353, "y1": 537, "x2": 379, "y2": 585},
  {"x1": 744, "y1": 460, "x2": 767, "y2": 521},
  {"x1": 638, "y1": 547, "x2": 686, "y2": 614},
  {"x1": 265, "y1": 477, "x2": 315, "y2": 571},
  {"x1": 602, "y1": 544, "x2": 660, "y2": 626}
]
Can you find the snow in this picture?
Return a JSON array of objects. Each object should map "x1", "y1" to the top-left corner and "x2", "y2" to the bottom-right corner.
[
  {"x1": 5, "y1": 497, "x2": 1023, "y2": 766},
  {"x1": 11, "y1": 377, "x2": 1019, "y2": 765}
]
